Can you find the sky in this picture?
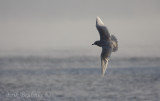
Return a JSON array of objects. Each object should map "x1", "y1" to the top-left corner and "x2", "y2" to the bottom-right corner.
[{"x1": 0, "y1": 0, "x2": 160, "y2": 56}]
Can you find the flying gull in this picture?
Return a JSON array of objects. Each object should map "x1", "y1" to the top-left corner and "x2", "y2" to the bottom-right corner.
[{"x1": 92, "y1": 16, "x2": 118, "y2": 76}]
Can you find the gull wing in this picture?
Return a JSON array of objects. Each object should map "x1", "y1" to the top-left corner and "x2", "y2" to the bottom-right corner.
[
  {"x1": 96, "y1": 16, "x2": 111, "y2": 41},
  {"x1": 101, "y1": 47, "x2": 112, "y2": 76}
]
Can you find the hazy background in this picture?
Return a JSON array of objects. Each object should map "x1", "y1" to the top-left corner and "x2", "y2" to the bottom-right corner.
[
  {"x1": 0, "y1": 0, "x2": 160, "y2": 57},
  {"x1": 1, "y1": 1, "x2": 160, "y2": 100}
]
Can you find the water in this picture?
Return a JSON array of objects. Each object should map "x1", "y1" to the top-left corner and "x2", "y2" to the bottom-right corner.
[{"x1": 0, "y1": 50, "x2": 160, "y2": 101}]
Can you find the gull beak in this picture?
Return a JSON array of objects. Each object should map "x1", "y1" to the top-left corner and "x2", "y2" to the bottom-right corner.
[{"x1": 92, "y1": 43, "x2": 95, "y2": 45}]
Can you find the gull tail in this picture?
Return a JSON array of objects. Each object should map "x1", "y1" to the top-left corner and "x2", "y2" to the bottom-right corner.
[{"x1": 111, "y1": 35, "x2": 118, "y2": 52}]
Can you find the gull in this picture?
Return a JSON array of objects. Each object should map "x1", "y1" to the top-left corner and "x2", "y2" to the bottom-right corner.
[{"x1": 92, "y1": 16, "x2": 118, "y2": 76}]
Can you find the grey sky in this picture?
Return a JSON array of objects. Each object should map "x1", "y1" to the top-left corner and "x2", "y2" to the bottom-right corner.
[{"x1": 0, "y1": 0, "x2": 160, "y2": 54}]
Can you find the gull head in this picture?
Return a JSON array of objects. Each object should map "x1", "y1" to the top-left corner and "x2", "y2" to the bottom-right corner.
[
  {"x1": 92, "y1": 40, "x2": 102, "y2": 47},
  {"x1": 92, "y1": 41, "x2": 98, "y2": 45}
]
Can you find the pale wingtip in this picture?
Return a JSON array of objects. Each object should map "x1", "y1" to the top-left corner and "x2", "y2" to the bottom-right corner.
[
  {"x1": 101, "y1": 73, "x2": 105, "y2": 77},
  {"x1": 96, "y1": 16, "x2": 101, "y2": 21},
  {"x1": 96, "y1": 16, "x2": 100, "y2": 19},
  {"x1": 101, "y1": 71, "x2": 105, "y2": 77},
  {"x1": 96, "y1": 16, "x2": 104, "y2": 25}
]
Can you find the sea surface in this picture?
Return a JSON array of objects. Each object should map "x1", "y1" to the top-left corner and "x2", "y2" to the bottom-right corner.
[{"x1": 0, "y1": 50, "x2": 160, "y2": 101}]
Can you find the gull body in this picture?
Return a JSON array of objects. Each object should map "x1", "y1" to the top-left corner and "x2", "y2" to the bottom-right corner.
[{"x1": 92, "y1": 16, "x2": 118, "y2": 76}]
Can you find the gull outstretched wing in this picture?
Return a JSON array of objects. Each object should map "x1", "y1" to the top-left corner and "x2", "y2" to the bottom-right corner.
[
  {"x1": 101, "y1": 47, "x2": 112, "y2": 76},
  {"x1": 96, "y1": 16, "x2": 111, "y2": 41}
]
